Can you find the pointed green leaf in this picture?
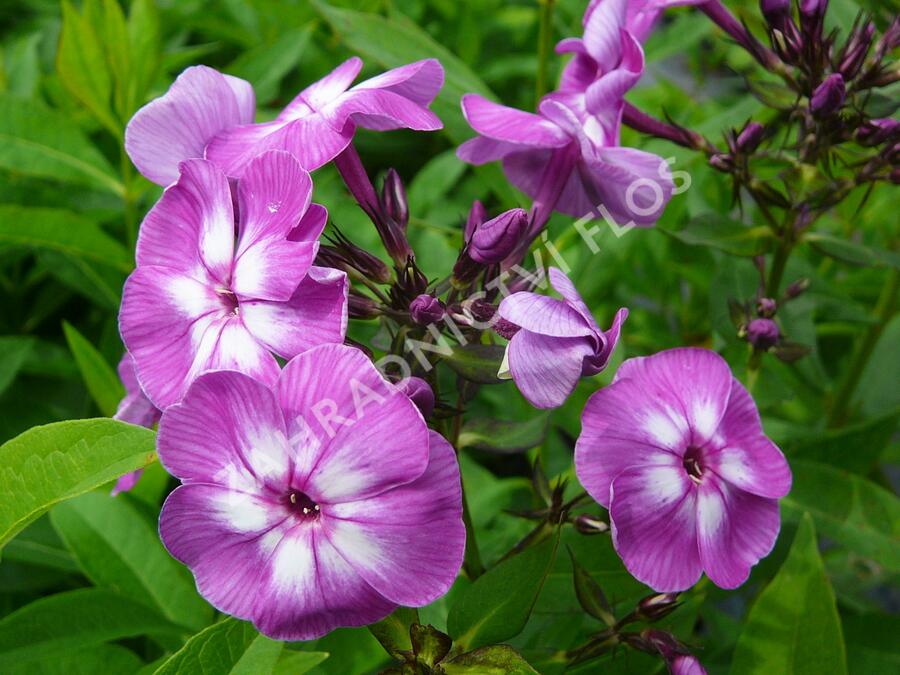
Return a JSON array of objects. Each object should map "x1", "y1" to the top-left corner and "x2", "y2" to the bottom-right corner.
[
  {"x1": 458, "y1": 414, "x2": 549, "y2": 454},
  {"x1": 444, "y1": 344, "x2": 505, "y2": 385},
  {"x1": 441, "y1": 645, "x2": 539, "y2": 674},
  {"x1": 731, "y1": 514, "x2": 847, "y2": 675},
  {"x1": 62, "y1": 321, "x2": 124, "y2": 417},
  {"x1": 566, "y1": 546, "x2": 614, "y2": 626},
  {"x1": 0, "y1": 336, "x2": 34, "y2": 396},
  {"x1": 153, "y1": 618, "x2": 282, "y2": 675},
  {"x1": 4, "y1": 644, "x2": 143, "y2": 675},
  {"x1": 272, "y1": 650, "x2": 329, "y2": 675},
  {"x1": 368, "y1": 607, "x2": 419, "y2": 660},
  {"x1": 0, "y1": 418, "x2": 156, "y2": 549}
]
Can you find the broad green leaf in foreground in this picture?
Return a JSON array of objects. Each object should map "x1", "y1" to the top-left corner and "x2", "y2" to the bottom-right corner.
[
  {"x1": 0, "y1": 588, "x2": 182, "y2": 669},
  {"x1": 0, "y1": 94, "x2": 123, "y2": 195},
  {"x1": 448, "y1": 536, "x2": 559, "y2": 650},
  {"x1": 0, "y1": 418, "x2": 156, "y2": 549},
  {"x1": 51, "y1": 492, "x2": 212, "y2": 631},
  {"x1": 664, "y1": 215, "x2": 773, "y2": 257},
  {"x1": 5, "y1": 644, "x2": 143, "y2": 675},
  {"x1": 731, "y1": 514, "x2": 847, "y2": 675},
  {"x1": 62, "y1": 321, "x2": 124, "y2": 417},
  {"x1": 782, "y1": 460, "x2": 900, "y2": 572},
  {"x1": 0, "y1": 206, "x2": 132, "y2": 272},
  {"x1": 0, "y1": 336, "x2": 34, "y2": 396}
]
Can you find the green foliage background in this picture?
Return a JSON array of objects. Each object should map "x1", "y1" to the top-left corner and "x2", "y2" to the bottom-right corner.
[{"x1": 0, "y1": 0, "x2": 897, "y2": 673}]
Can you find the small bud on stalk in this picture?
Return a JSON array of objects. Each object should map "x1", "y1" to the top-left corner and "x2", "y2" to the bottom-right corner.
[
  {"x1": 736, "y1": 122, "x2": 765, "y2": 154},
  {"x1": 810, "y1": 73, "x2": 846, "y2": 117},
  {"x1": 395, "y1": 376, "x2": 435, "y2": 418},
  {"x1": 856, "y1": 119, "x2": 900, "y2": 147},
  {"x1": 409, "y1": 294, "x2": 445, "y2": 325},
  {"x1": 574, "y1": 514, "x2": 610, "y2": 535},
  {"x1": 469, "y1": 208, "x2": 529, "y2": 264},
  {"x1": 637, "y1": 593, "x2": 681, "y2": 622},
  {"x1": 837, "y1": 19, "x2": 875, "y2": 80},
  {"x1": 380, "y1": 169, "x2": 409, "y2": 231},
  {"x1": 746, "y1": 317, "x2": 781, "y2": 350},
  {"x1": 756, "y1": 297, "x2": 777, "y2": 317},
  {"x1": 465, "y1": 200, "x2": 487, "y2": 242},
  {"x1": 347, "y1": 292, "x2": 380, "y2": 319}
]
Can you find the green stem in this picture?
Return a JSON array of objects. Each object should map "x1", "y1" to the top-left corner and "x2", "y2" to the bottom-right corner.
[
  {"x1": 765, "y1": 235, "x2": 792, "y2": 298},
  {"x1": 828, "y1": 267, "x2": 899, "y2": 427},
  {"x1": 535, "y1": 0, "x2": 556, "y2": 105}
]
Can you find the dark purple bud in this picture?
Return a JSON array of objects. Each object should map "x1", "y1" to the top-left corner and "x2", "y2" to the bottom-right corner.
[
  {"x1": 574, "y1": 514, "x2": 610, "y2": 535},
  {"x1": 784, "y1": 277, "x2": 810, "y2": 299},
  {"x1": 643, "y1": 630, "x2": 685, "y2": 660},
  {"x1": 856, "y1": 118, "x2": 900, "y2": 147},
  {"x1": 320, "y1": 233, "x2": 392, "y2": 285},
  {"x1": 396, "y1": 376, "x2": 435, "y2": 418},
  {"x1": 492, "y1": 318, "x2": 520, "y2": 340},
  {"x1": 381, "y1": 169, "x2": 409, "y2": 231},
  {"x1": 409, "y1": 294, "x2": 445, "y2": 325},
  {"x1": 469, "y1": 208, "x2": 528, "y2": 264},
  {"x1": 760, "y1": 0, "x2": 791, "y2": 25},
  {"x1": 756, "y1": 297, "x2": 777, "y2": 317},
  {"x1": 838, "y1": 21, "x2": 875, "y2": 80},
  {"x1": 467, "y1": 299, "x2": 498, "y2": 324},
  {"x1": 747, "y1": 317, "x2": 781, "y2": 350},
  {"x1": 799, "y1": 0, "x2": 827, "y2": 25},
  {"x1": 709, "y1": 153, "x2": 735, "y2": 171},
  {"x1": 736, "y1": 122, "x2": 765, "y2": 153},
  {"x1": 637, "y1": 593, "x2": 681, "y2": 622},
  {"x1": 810, "y1": 73, "x2": 845, "y2": 116},
  {"x1": 348, "y1": 292, "x2": 380, "y2": 319},
  {"x1": 701, "y1": 0, "x2": 782, "y2": 70},
  {"x1": 465, "y1": 200, "x2": 487, "y2": 243}
]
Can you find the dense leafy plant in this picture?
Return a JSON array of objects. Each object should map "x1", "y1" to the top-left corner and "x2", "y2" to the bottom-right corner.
[{"x1": 0, "y1": 0, "x2": 897, "y2": 674}]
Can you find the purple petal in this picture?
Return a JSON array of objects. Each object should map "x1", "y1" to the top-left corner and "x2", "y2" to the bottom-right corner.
[
  {"x1": 232, "y1": 239, "x2": 318, "y2": 302},
  {"x1": 671, "y1": 655, "x2": 707, "y2": 675},
  {"x1": 705, "y1": 380, "x2": 792, "y2": 499},
  {"x1": 125, "y1": 66, "x2": 255, "y2": 186},
  {"x1": 159, "y1": 483, "x2": 288, "y2": 622},
  {"x1": 549, "y1": 267, "x2": 602, "y2": 332},
  {"x1": 352, "y1": 59, "x2": 444, "y2": 107},
  {"x1": 575, "y1": 375, "x2": 681, "y2": 508},
  {"x1": 696, "y1": 478, "x2": 781, "y2": 589},
  {"x1": 507, "y1": 331, "x2": 595, "y2": 409},
  {"x1": 250, "y1": 525, "x2": 396, "y2": 640},
  {"x1": 583, "y1": 31, "x2": 644, "y2": 134},
  {"x1": 241, "y1": 266, "x2": 348, "y2": 359},
  {"x1": 278, "y1": 57, "x2": 363, "y2": 120},
  {"x1": 237, "y1": 150, "x2": 314, "y2": 245},
  {"x1": 614, "y1": 348, "x2": 733, "y2": 448},
  {"x1": 498, "y1": 293, "x2": 595, "y2": 338},
  {"x1": 582, "y1": 306, "x2": 628, "y2": 375},
  {"x1": 323, "y1": 431, "x2": 465, "y2": 606},
  {"x1": 113, "y1": 353, "x2": 161, "y2": 428},
  {"x1": 157, "y1": 370, "x2": 291, "y2": 490},
  {"x1": 457, "y1": 136, "x2": 528, "y2": 165},
  {"x1": 135, "y1": 159, "x2": 235, "y2": 284},
  {"x1": 585, "y1": 146, "x2": 674, "y2": 226},
  {"x1": 277, "y1": 344, "x2": 429, "y2": 503},
  {"x1": 609, "y1": 459, "x2": 702, "y2": 592},
  {"x1": 461, "y1": 94, "x2": 569, "y2": 147},
  {"x1": 334, "y1": 88, "x2": 442, "y2": 132},
  {"x1": 290, "y1": 203, "x2": 329, "y2": 242},
  {"x1": 111, "y1": 470, "x2": 143, "y2": 496},
  {"x1": 582, "y1": 0, "x2": 628, "y2": 70}
]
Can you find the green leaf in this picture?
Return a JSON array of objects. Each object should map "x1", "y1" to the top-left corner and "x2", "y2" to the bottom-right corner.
[
  {"x1": 443, "y1": 344, "x2": 505, "y2": 385},
  {"x1": 57, "y1": 0, "x2": 120, "y2": 135},
  {"x1": 0, "y1": 418, "x2": 156, "y2": 549},
  {"x1": 842, "y1": 614, "x2": 900, "y2": 675},
  {"x1": 127, "y1": 0, "x2": 162, "y2": 110},
  {"x1": 784, "y1": 407, "x2": 899, "y2": 474},
  {"x1": 0, "y1": 94, "x2": 123, "y2": 194},
  {"x1": 50, "y1": 491, "x2": 212, "y2": 631},
  {"x1": 0, "y1": 588, "x2": 183, "y2": 668},
  {"x1": 782, "y1": 460, "x2": 900, "y2": 571},
  {"x1": 664, "y1": 215, "x2": 772, "y2": 257},
  {"x1": 731, "y1": 514, "x2": 847, "y2": 675},
  {"x1": 368, "y1": 606, "x2": 418, "y2": 660},
  {"x1": 566, "y1": 546, "x2": 614, "y2": 626},
  {"x1": 62, "y1": 322, "x2": 124, "y2": 417},
  {"x1": 407, "y1": 150, "x2": 468, "y2": 214},
  {"x1": 229, "y1": 25, "x2": 313, "y2": 104},
  {"x1": 410, "y1": 624, "x2": 451, "y2": 668},
  {"x1": 2, "y1": 516, "x2": 79, "y2": 573},
  {"x1": 447, "y1": 535, "x2": 559, "y2": 650},
  {"x1": 805, "y1": 233, "x2": 900, "y2": 270},
  {"x1": 0, "y1": 206, "x2": 132, "y2": 272},
  {"x1": 154, "y1": 618, "x2": 283, "y2": 675},
  {"x1": 272, "y1": 650, "x2": 329, "y2": 675},
  {"x1": 458, "y1": 414, "x2": 549, "y2": 454},
  {"x1": 441, "y1": 645, "x2": 539, "y2": 674},
  {"x1": 0, "y1": 336, "x2": 34, "y2": 396},
  {"x1": 4, "y1": 644, "x2": 143, "y2": 675}
]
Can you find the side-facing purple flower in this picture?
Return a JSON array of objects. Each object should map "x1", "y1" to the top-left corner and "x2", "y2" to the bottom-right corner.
[
  {"x1": 498, "y1": 267, "x2": 627, "y2": 409},
  {"x1": 158, "y1": 344, "x2": 465, "y2": 640},
  {"x1": 111, "y1": 352, "x2": 162, "y2": 496},
  {"x1": 457, "y1": 92, "x2": 674, "y2": 228},
  {"x1": 206, "y1": 57, "x2": 444, "y2": 176},
  {"x1": 120, "y1": 150, "x2": 347, "y2": 409},
  {"x1": 575, "y1": 348, "x2": 792, "y2": 591},
  {"x1": 125, "y1": 66, "x2": 255, "y2": 186}
]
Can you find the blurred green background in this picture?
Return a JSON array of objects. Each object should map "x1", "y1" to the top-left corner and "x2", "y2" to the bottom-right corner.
[{"x1": 0, "y1": 1, "x2": 897, "y2": 673}]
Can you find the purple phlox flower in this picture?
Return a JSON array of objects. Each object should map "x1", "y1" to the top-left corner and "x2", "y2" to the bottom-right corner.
[
  {"x1": 111, "y1": 352, "x2": 162, "y2": 496},
  {"x1": 120, "y1": 150, "x2": 348, "y2": 409},
  {"x1": 126, "y1": 66, "x2": 256, "y2": 186},
  {"x1": 497, "y1": 267, "x2": 627, "y2": 409},
  {"x1": 206, "y1": 57, "x2": 444, "y2": 177},
  {"x1": 396, "y1": 376, "x2": 435, "y2": 419},
  {"x1": 457, "y1": 90, "x2": 674, "y2": 230},
  {"x1": 126, "y1": 58, "x2": 444, "y2": 185},
  {"x1": 575, "y1": 347, "x2": 792, "y2": 591},
  {"x1": 157, "y1": 344, "x2": 465, "y2": 640}
]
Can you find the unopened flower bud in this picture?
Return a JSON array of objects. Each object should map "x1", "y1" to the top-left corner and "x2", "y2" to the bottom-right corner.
[
  {"x1": 348, "y1": 292, "x2": 380, "y2": 319},
  {"x1": 465, "y1": 200, "x2": 487, "y2": 243},
  {"x1": 760, "y1": 0, "x2": 790, "y2": 25},
  {"x1": 574, "y1": 514, "x2": 610, "y2": 535},
  {"x1": 396, "y1": 376, "x2": 435, "y2": 418},
  {"x1": 644, "y1": 629, "x2": 684, "y2": 660},
  {"x1": 469, "y1": 208, "x2": 528, "y2": 264},
  {"x1": 670, "y1": 655, "x2": 708, "y2": 675},
  {"x1": 810, "y1": 73, "x2": 845, "y2": 117},
  {"x1": 856, "y1": 118, "x2": 900, "y2": 147},
  {"x1": 747, "y1": 317, "x2": 780, "y2": 350},
  {"x1": 709, "y1": 153, "x2": 734, "y2": 171},
  {"x1": 637, "y1": 593, "x2": 681, "y2": 622},
  {"x1": 784, "y1": 277, "x2": 810, "y2": 299},
  {"x1": 756, "y1": 297, "x2": 777, "y2": 317},
  {"x1": 838, "y1": 21, "x2": 875, "y2": 80},
  {"x1": 409, "y1": 294, "x2": 445, "y2": 325},
  {"x1": 492, "y1": 318, "x2": 520, "y2": 340},
  {"x1": 799, "y1": 0, "x2": 827, "y2": 34},
  {"x1": 380, "y1": 169, "x2": 409, "y2": 231},
  {"x1": 736, "y1": 122, "x2": 765, "y2": 153}
]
